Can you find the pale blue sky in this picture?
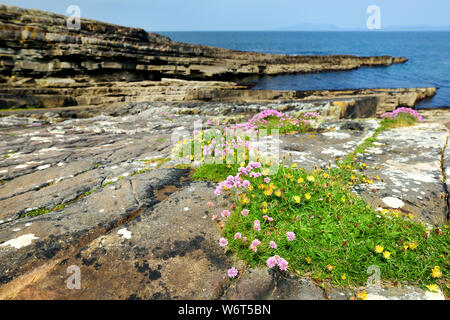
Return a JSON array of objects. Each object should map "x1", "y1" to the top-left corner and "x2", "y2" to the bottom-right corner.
[{"x1": 2, "y1": 0, "x2": 450, "y2": 31}]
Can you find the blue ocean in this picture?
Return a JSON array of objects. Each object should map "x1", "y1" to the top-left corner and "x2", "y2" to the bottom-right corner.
[{"x1": 160, "y1": 32, "x2": 450, "y2": 109}]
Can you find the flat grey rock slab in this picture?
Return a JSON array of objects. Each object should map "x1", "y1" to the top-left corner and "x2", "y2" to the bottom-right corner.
[
  {"x1": 3, "y1": 181, "x2": 232, "y2": 300},
  {"x1": 0, "y1": 169, "x2": 189, "y2": 294},
  {"x1": 354, "y1": 123, "x2": 449, "y2": 225},
  {"x1": 280, "y1": 120, "x2": 379, "y2": 171}
]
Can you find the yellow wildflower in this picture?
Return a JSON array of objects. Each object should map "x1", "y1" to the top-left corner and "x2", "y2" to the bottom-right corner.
[
  {"x1": 291, "y1": 163, "x2": 297, "y2": 168},
  {"x1": 307, "y1": 176, "x2": 315, "y2": 182},
  {"x1": 275, "y1": 190, "x2": 282, "y2": 197},
  {"x1": 323, "y1": 173, "x2": 329, "y2": 178},
  {"x1": 294, "y1": 196, "x2": 301, "y2": 203},
  {"x1": 375, "y1": 245, "x2": 384, "y2": 253},
  {"x1": 356, "y1": 290, "x2": 367, "y2": 300},
  {"x1": 425, "y1": 284, "x2": 439, "y2": 293},
  {"x1": 297, "y1": 177, "x2": 304, "y2": 184},
  {"x1": 305, "y1": 193, "x2": 311, "y2": 200},
  {"x1": 383, "y1": 251, "x2": 391, "y2": 259},
  {"x1": 305, "y1": 257, "x2": 311, "y2": 264},
  {"x1": 431, "y1": 266, "x2": 442, "y2": 278},
  {"x1": 327, "y1": 264, "x2": 336, "y2": 271},
  {"x1": 248, "y1": 185, "x2": 254, "y2": 191},
  {"x1": 408, "y1": 242, "x2": 418, "y2": 250},
  {"x1": 341, "y1": 274, "x2": 347, "y2": 280}
]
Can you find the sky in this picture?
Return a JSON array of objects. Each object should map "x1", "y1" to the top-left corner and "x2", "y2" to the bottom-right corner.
[{"x1": 2, "y1": 0, "x2": 450, "y2": 31}]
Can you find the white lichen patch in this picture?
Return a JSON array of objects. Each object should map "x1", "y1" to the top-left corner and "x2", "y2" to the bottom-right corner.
[
  {"x1": 321, "y1": 147, "x2": 347, "y2": 157},
  {"x1": 322, "y1": 131, "x2": 351, "y2": 139},
  {"x1": 117, "y1": 228, "x2": 132, "y2": 239},
  {"x1": 0, "y1": 234, "x2": 39, "y2": 249},
  {"x1": 37, "y1": 164, "x2": 51, "y2": 170},
  {"x1": 382, "y1": 197, "x2": 405, "y2": 209}
]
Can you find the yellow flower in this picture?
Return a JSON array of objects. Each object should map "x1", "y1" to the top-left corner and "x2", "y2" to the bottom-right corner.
[
  {"x1": 327, "y1": 264, "x2": 336, "y2": 271},
  {"x1": 341, "y1": 196, "x2": 346, "y2": 203},
  {"x1": 425, "y1": 284, "x2": 439, "y2": 293},
  {"x1": 341, "y1": 274, "x2": 347, "y2": 280},
  {"x1": 431, "y1": 266, "x2": 442, "y2": 278},
  {"x1": 323, "y1": 173, "x2": 329, "y2": 178},
  {"x1": 305, "y1": 257, "x2": 311, "y2": 264},
  {"x1": 294, "y1": 196, "x2": 301, "y2": 203},
  {"x1": 248, "y1": 185, "x2": 254, "y2": 191},
  {"x1": 307, "y1": 176, "x2": 315, "y2": 182},
  {"x1": 262, "y1": 201, "x2": 268, "y2": 207},
  {"x1": 297, "y1": 177, "x2": 304, "y2": 184},
  {"x1": 383, "y1": 251, "x2": 391, "y2": 259},
  {"x1": 262, "y1": 208, "x2": 268, "y2": 214},
  {"x1": 403, "y1": 245, "x2": 409, "y2": 250},
  {"x1": 375, "y1": 245, "x2": 384, "y2": 253},
  {"x1": 356, "y1": 290, "x2": 367, "y2": 300},
  {"x1": 408, "y1": 241, "x2": 418, "y2": 250},
  {"x1": 291, "y1": 163, "x2": 297, "y2": 168},
  {"x1": 305, "y1": 193, "x2": 311, "y2": 200},
  {"x1": 275, "y1": 190, "x2": 282, "y2": 197}
]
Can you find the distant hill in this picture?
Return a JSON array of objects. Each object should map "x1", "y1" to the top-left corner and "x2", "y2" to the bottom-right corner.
[{"x1": 276, "y1": 23, "x2": 450, "y2": 32}]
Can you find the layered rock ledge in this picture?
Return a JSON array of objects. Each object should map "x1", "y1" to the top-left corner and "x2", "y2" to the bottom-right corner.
[{"x1": 0, "y1": 4, "x2": 417, "y2": 113}]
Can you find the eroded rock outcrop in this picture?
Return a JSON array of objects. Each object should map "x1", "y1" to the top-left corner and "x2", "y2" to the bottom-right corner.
[{"x1": 0, "y1": 5, "x2": 412, "y2": 110}]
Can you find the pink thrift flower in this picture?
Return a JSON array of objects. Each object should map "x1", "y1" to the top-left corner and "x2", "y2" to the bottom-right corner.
[
  {"x1": 241, "y1": 209, "x2": 249, "y2": 217},
  {"x1": 267, "y1": 256, "x2": 277, "y2": 268},
  {"x1": 207, "y1": 201, "x2": 214, "y2": 208},
  {"x1": 219, "y1": 238, "x2": 228, "y2": 247},
  {"x1": 264, "y1": 177, "x2": 271, "y2": 184},
  {"x1": 234, "y1": 232, "x2": 242, "y2": 240},
  {"x1": 278, "y1": 258, "x2": 289, "y2": 271},
  {"x1": 228, "y1": 267, "x2": 238, "y2": 278},
  {"x1": 221, "y1": 210, "x2": 231, "y2": 218},
  {"x1": 211, "y1": 215, "x2": 218, "y2": 221},
  {"x1": 286, "y1": 231, "x2": 296, "y2": 241},
  {"x1": 270, "y1": 241, "x2": 277, "y2": 249},
  {"x1": 253, "y1": 220, "x2": 261, "y2": 231},
  {"x1": 243, "y1": 180, "x2": 250, "y2": 188},
  {"x1": 242, "y1": 237, "x2": 247, "y2": 243}
]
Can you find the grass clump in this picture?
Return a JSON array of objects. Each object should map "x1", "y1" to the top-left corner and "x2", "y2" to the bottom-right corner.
[
  {"x1": 380, "y1": 113, "x2": 419, "y2": 130},
  {"x1": 21, "y1": 203, "x2": 67, "y2": 218},
  {"x1": 192, "y1": 164, "x2": 239, "y2": 182},
  {"x1": 380, "y1": 107, "x2": 423, "y2": 130},
  {"x1": 215, "y1": 163, "x2": 448, "y2": 289}
]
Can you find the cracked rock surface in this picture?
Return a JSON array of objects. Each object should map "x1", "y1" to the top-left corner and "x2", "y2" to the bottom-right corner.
[{"x1": 0, "y1": 103, "x2": 448, "y2": 300}]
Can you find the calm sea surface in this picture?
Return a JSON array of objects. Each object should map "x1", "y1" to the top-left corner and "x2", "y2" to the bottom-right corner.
[{"x1": 160, "y1": 32, "x2": 450, "y2": 109}]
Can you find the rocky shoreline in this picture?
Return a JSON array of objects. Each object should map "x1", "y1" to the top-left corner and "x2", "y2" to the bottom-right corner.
[{"x1": 0, "y1": 4, "x2": 431, "y2": 116}]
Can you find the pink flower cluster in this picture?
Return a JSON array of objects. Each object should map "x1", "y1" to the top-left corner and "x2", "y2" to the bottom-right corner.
[
  {"x1": 303, "y1": 111, "x2": 321, "y2": 119},
  {"x1": 380, "y1": 107, "x2": 423, "y2": 122},
  {"x1": 228, "y1": 267, "x2": 238, "y2": 278},
  {"x1": 286, "y1": 232, "x2": 296, "y2": 242},
  {"x1": 215, "y1": 161, "x2": 262, "y2": 195},
  {"x1": 253, "y1": 220, "x2": 261, "y2": 231},
  {"x1": 250, "y1": 239, "x2": 261, "y2": 252},
  {"x1": 219, "y1": 238, "x2": 228, "y2": 247},
  {"x1": 266, "y1": 255, "x2": 289, "y2": 271}
]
